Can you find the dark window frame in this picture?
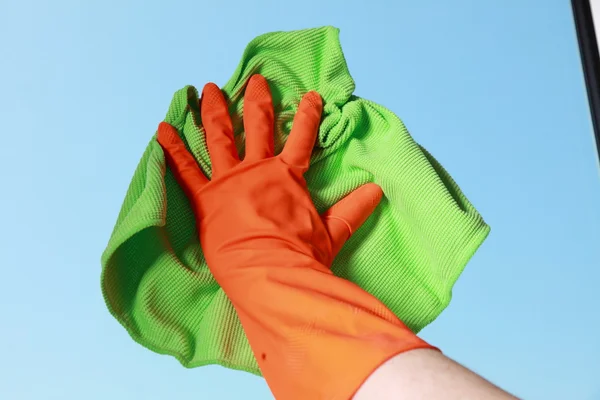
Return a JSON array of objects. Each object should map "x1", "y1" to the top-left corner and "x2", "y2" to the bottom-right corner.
[{"x1": 572, "y1": 0, "x2": 600, "y2": 161}]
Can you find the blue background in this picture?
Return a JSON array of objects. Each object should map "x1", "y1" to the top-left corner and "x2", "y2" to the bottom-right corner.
[{"x1": 1, "y1": 0, "x2": 599, "y2": 399}]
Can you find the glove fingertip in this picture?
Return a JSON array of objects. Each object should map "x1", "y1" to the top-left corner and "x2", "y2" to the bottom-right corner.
[{"x1": 157, "y1": 122, "x2": 182, "y2": 147}]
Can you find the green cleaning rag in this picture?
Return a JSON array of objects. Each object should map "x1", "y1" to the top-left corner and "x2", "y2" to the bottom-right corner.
[{"x1": 101, "y1": 26, "x2": 490, "y2": 376}]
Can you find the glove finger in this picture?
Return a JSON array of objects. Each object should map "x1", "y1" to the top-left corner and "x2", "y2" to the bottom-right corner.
[
  {"x1": 243, "y1": 74, "x2": 275, "y2": 162},
  {"x1": 201, "y1": 82, "x2": 240, "y2": 177},
  {"x1": 157, "y1": 122, "x2": 209, "y2": 198},
  {"x1": 322, "y1": 183, "x2": 384, "y2": 258},
  {"x1": 279, "y1": 91, "x2": 322, "y2": 170}
]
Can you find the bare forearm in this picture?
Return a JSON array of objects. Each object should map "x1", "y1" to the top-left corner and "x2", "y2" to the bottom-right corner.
[
  {"x1": 354, "y1": 348, "x2": 518, "y2": 400},
  {"x1": 220, "y1": 254, "x2": 514, "y2": 400}
]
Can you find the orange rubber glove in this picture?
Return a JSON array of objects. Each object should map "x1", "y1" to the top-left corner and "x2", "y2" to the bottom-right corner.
[{"x1": 157, "y1": 74, "x2": 437, "y2": 400}]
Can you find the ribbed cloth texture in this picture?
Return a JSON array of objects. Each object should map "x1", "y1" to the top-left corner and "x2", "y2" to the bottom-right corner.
[{"x1": 101, "y1": 26, "x2": 490, "y2": 376}]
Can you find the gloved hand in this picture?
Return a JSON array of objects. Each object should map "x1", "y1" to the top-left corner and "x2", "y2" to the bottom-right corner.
[{"x1": 157, "y1": 74, "x2": 436, "y2": 400}]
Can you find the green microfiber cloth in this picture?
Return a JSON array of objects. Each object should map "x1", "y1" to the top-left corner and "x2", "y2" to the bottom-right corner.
[{"x1": 101, "y1": 26, "x2": 490, "y2": 376}]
